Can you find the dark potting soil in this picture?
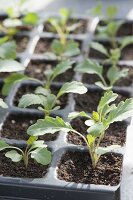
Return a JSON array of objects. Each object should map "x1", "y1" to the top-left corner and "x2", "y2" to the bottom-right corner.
[
  {"x1": 34, "y1": 38, "x2": 82, "y2": 54},
  {"x1": 121, "y1": 44, "x2": 133, "y2": 60},
  {"x1": 74, "y1": 90, "x2": 130, "y2": 113},
  {"x1": 43, "y1": 18, "x2": 88, "y2": 34},
  {"x1": 0, "y1": 83, "x2": 4, "y2": 99},
  {"x1": 82, "y1": 65, "x2": 133, "y2": 87},
  {"x1": 13, "y1": 35, "x2": 29, "y2": 53},
  {"x1": 13, "y1": 84, "x2": 68, "y2": 109},
  {"x1": 67, "y1": 118, "x2": 127, "y2": 146},
  {"x1": 0, "y1": 152, "x2": 49, "y2": 178},
  {"x1": 0, "y1": 113, "x2": 58, "y2": 141},
  {"x1": 25, "y1": 60, "x2": 74, "y2": 82},
  {"x1": 57, "y1": 151, "x2": 123, "y2": 186}
]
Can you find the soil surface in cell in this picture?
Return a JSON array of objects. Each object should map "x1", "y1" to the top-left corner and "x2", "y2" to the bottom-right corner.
[
  {"x1": 0, "y1": 113, "x2": 58, "y2": 141},
  {"x1": 14, "y1": 35, "x2": 29, "y2": 53},
  {"x1": 34, "y1": 38, "x2": 81, "y2": 54},
  {"x1": 82, "y1": 65, "x2": 133, "y2": 87},
  {"x1": 67, "y1": 118, "x2": 127, "y2": 146},
  {"x1": 0, "y1": 152, "x2": 49, "y2": 178},
  {"x1": 57, "y1": 151, "x2": 123, "y2": 186},
  {"x1": 25, "y1": 60, "x2": 74, "y2": 82},
  {"x1": 74, "y1": 90, "x2": 130, "y2": 113},
  {"x1": 13, "y1": 84, "x2": 68, "y2": 109},
  {"x1": 43, "y1": 18, "x2": 88, "y2": 34}
]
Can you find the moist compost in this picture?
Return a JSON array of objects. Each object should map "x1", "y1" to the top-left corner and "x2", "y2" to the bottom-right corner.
[
  {"x1": 0, "y1": 113, "x2": 58, "y2": 141},
  {"x1": 0, "y1": 152, "x2": 49, "y2": 178},
  {"x1": 43, "y1": 18, "x2": 88, "y2": 34},
  {"x1": 57, "y1": 151, "x2": 123, "y2": 186},
  {"x1": 25, "y1": 60, "x2": 74, "y2": 82},
  {"x1": 67, "y1": 118, "x2": 127, "y2": 146},
  {"x1": 13, "y1": 84, "x2": 68, "y2": 109},
  {"x1": 74, "y1": 90, "x2": 130, "y2": 113},
  {"x1": 14, "y1": 35, "x2": 29, "y2": 53}
]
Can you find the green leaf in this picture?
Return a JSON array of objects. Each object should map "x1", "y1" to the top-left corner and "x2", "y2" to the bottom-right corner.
[
  {"x1": 0, "y1": 41, "x2": 16, "y2": 59},
  {"x1": 96, "y1": 145, "x2": 120, "y2": 156},
  {"x1": 90, "y1": 42, "x2": 108, "y2": 56},
  {"x1": 87, "y1": 134, "x2": 95, "y2": 146},
  {"x1": 0, "y1": 36, "x2": 9, "y2": 45},
  {"x1": 107, "y1": 66, "x2": 129, "y2": 85},
  {"x1": 75, "y1": 59, "x2": 103, "y2": 78},
  {"x1": 106, "y1": 6, "x2": 118, "y2": 19},
  {"x1": 2, "y1": 73, "x2": 28, "y2": 96},
  {"x1": 52, "y1": 60, "x2": 73, "y2": 80},
  {"x1": 87, "y1": 122, "x2": 104, "y2": 137},
  {"x1": 0, "y1": 98, "x2": 8, "y2": 108},
  {"x1": 30, "y1": 141, "x2": 47, "y2": 150},
  {"x1": 18, "y1": 94, "x2": 44, "y2": 108},
  {"x1": 3, "y1": 18, "x2": 22, "y2": 28},
  {"x1": 85, "y1": 119, "x2": 95, "y2": 127},
  {"x1": 22, "y1": 12, "x2": 39, "y2": 25},
  {"x1": 0, "y1": 60, "x2": 24, "y2": 72},
  {"x1": 57, "y1": 81, "x2": 87, "y2": 98},
  {"x1": 95, "y1": 81, "x2": 112, "y2": 90},
  {"x1": 27, "y1": 136, "x2": 38, "y2": 145},
  {"x1": 27, "y1": 116, "x2": 73, "y2": 136},
  {"x1": 35, "y1": 86, "x2": 50, "y2": 96},
  {"x1": 31, "y1": 148, "x2": 51, "y2": 165},
  {"x1": 63, "y1": 40, "x2": 80, "y2": 57},
  {"x1": 0, "y1": 140, "x2": 10, "y2": 151},
  {"x1": 106, "y1": 21, "x2": 123, "y2": 37},
  {"x1": 5, "y1": 150, "x2": 22, "y2": 162},
  {"x1": 120, "y1": 36, "x2": 133, "y2": 50},
  {"x1": 51, "y1": 39, "x2": 64, "y2": 55},
  {"x1": 98, "y1": 91, "x2": 118, "y2": 114},
  {"x1": 89, "y1": 3, "x2": 103, "y2": 16},
  {"x1": 43, "y1": 94, "x2": 57, "y2": 111},
  {"x1": 59, "y1": 8, "x2": 71, "y2": 26},
  {"x1": 68, "y1": 111, "x2": 90, "y2": 120},
  {"x1": 106, "y1": 98, "x2": 133, "y2": 125}
]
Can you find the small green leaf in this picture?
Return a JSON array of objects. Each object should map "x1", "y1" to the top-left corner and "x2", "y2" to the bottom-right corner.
[
  {"x1": 51, "y1": 39, "x2": 64, "y2": 55},
  {"x1": 68, "y1": 111, "x2": 90, "y2": 120},
  {"x1": 0, "y1": 60, "x2": 24, "y2": 72},
  {"x1": 27, "y1": 116, "x2": 73, "y2": 136},
  {"x1": 0, "y1": 98, "x2": 8, "y2": 108},
  {"x1": 95, "y1": 81, "x2": 112, "y2": 90},
  {"x1": 57, "y1": 81, "x2": 87, "y2": 98},
  {"x1": 63, "y1": 40, "x2": 80, "y2": 57},
  {"x1": 106, "y1": 6, "x2": 118, "y2": 19},
  {"x1": 90, "y1": 42, "x2": 108, "y2": 56},
  {"x1": 106, "y1": 98, "x2": 133, "y2": 125},
  {"x1": 0, "y1": 140, "x2": 10, "y2": 151},
  {"x1": 2, "y1": 73, "x2": 28, "y2": 96},
  {"x1": 98, "y1": 91, "x2": 118, "y2": 115},
  {"x1": 31, "y1": 141, "x2": 47, "y2": 150},
  {"x1": 85, "y1": 119, "x2": 95, "y2": 127},
  {"x1": 96, "y1": 145, "x2": 120, "y2": 156},
  {"x1": 107, "y1": 66, "x2": 128, "y2": 85},
  {"x1": 35, "y1": 87, "x2": 50, "y2": 96},
  {"x1": 5, "y1": 150, "x2": 22, "y2": 162},
  {"x1": 87, "y1": 134, "x2": 95, "y2": 146},
  {"x1": 22, "y1": 12, "x2": 39, "y2": 25},
  {"x1": 3, "y1": 18, "x2": 22, "y2": 28},
  {"x1": 89, "y1": 3, "x2": 103, "y2": 16},
  {"x1": 59, "y1": 8, "x2": 71, "y2": 25},
  {"x1": 92, "y1": 111, "x2": 99, "y2": 122},
  {"x1": 27, "y1": 136, "x2": 38, "y2": 145},
  {"x1": 87, "y1": 122, "x2": 104, "y2": 137},
  {"x1": 31, "y1": 148, "x2": 51, "y2": 165},
  {"x1": 75, "y1": 59, "x2": 103, "y2": 78},
  {"x1": 120, "y1": 36, "x2": 133, "y2": 50},
  {"x1": 18, "y1": 94, "x2": 44, "y2": 108},
  {"x1": 43, "y1": 94, "x2": 57, "y2": 111},
  {"x1": 0, "y1": 41, "x2": 16, "y2": 59}
]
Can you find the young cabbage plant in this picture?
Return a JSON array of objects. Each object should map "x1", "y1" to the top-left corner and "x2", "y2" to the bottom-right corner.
[
  {"x1": 27, "y1": 91, "x2": 133, "y2": 168},
  {"x1": 75, "y1": 58, "x2": 128, "y2": 90},
  {"x1": 18, "y1": 81, "x2": 87, "y2": 116},
  {"x1": 47, "y1": 8, "x2": 81, "y2": 45},
  {"x1": 44, "y1": 39, "x2": 80, "y2": 61},
  {"x1": 0, "y1": 136, "x2": 51, "y2": 169},
  {"x1": 90, "y1": 38, "x2": 133, "y2": 64}
]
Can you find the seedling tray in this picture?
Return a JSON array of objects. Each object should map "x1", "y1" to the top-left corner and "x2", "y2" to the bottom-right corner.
[{"x1": 0, "y1": 12, "x2": 133, "y2": 200}]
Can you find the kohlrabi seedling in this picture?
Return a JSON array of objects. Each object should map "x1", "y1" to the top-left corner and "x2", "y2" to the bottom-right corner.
[
  {"x1": 75, "y1": 58, "x2": 129, "y2": 90},
  {"x1": 27, "y1": 91, "x2": 133, "y2": 168},
  {"x1": 18, "y1": 81, "x2": 87, "y2": 116},
  {"x1": 0, "y1": 136, "x2": 51, "y2": 168},
  {"x1": 47, "y1": 8, "x2": 81, "y2": 45},
  {"x1": 90, "y1": 38, "x2": 133, "y2": 63}
]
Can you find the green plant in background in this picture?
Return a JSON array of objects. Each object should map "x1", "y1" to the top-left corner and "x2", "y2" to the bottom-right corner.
[
  {"x1": 75, "y1": 58, "x2": 128, "y2": 90},
  {"x1": 0, "y1": 136, "x2": 51, "y2": 168},
  {"x1": 18, "y1": 81, "x2": 87, "y2": 116},
  {"x1": 27, "y1": 91, "x2": 133, "y2": 168}
]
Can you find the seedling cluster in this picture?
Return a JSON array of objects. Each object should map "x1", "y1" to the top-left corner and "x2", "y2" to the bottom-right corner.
[{"x1": 0, "y1": 2, "x2": 132, "y2": 188}]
